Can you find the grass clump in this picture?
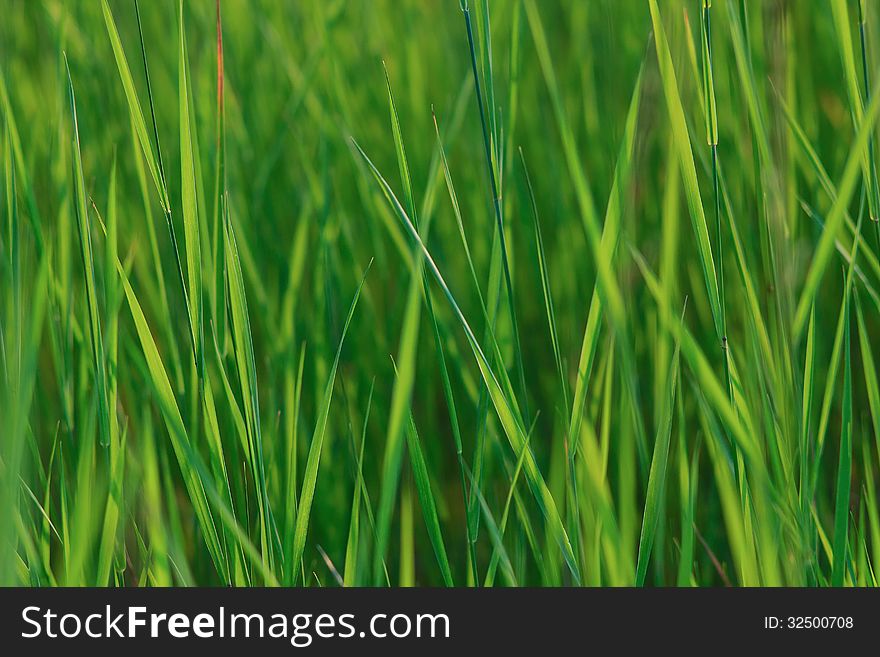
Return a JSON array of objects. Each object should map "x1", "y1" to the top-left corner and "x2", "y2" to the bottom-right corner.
[{"x1": 2, "y1": 0, "x2": 880, "y2": 587}]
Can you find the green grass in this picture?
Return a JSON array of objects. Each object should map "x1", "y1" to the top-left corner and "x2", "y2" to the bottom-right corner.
[{"x1": 3, "y1": 0, "x2": 880, "y2": 587}]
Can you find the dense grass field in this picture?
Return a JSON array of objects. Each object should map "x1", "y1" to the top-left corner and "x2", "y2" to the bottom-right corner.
[{"x1": 3, "y1": 0, "x2": 880, "y2": 587}]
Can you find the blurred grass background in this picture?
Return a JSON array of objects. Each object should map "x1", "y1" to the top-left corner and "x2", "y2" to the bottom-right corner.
[{"x1": 1, "y1": 0, "x2": 880, "y2": 586}]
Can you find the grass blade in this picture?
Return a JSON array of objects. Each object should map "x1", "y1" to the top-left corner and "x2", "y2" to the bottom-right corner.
[{"x1": 291, "y1": 264, "x2": 371, "y2": 583}]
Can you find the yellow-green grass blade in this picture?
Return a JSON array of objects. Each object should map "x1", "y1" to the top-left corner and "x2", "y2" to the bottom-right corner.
[
  {"x1": 523, "y1": 0, "x2": 626, "y2": 331},
  {"x1": 100, "y1": 0, "x2": 169, "y2": 212},
  {"x1": 116, "y1": 259, "x2": 226, "y2": 580},
  {"x1": 462, "y1": 1, "x2": 530, "y2": 425},
  {"x1": 636, "y1": 301, "x2": 685, "y2": 586},
  {"x1": 216, "y1": 2, "x2": 273, "y2": 564},
  {"x1": 857, "y1": 0, "x2": 880, "y2": 254},
  {"x1": 693, "y1": 387, "x2": 759, "y2": 585},
  {"x1": 178, "y1": 0, "x2": 204, "y2": 369},
  {"x1": 64, "y1": 57, "x2": 112, "y2": 450},
  {"x1": 855, "y1": 292, "x2": 880, "y2": 465},
  {"x1": 432, "y1": 107, "x2": 505, "y2": 579},
  {"x1": 484, "y1": 421, "x2": 534, "y2": 587},
  {"x1": 147, "y1": 384, "x2": 277, "y2": 586},
  {"x1": 403, "y1": 412, "x2": 454, "y2": 586},
  {"x1": 282, "y1": 343, "x2": 306, "y2": 584},
  {"x1": 722, "y1": 1, "x2": 778, "y2": 218},
  {"x1": 676, "y1": 410, "x2": 700, "y2": 587},
  {"x1": 832, "y1": 284, "x2": 853, "y2": 587},
  {"x1": 291, "y1": 264, "x2": 370, "y2": 584},
  {"x1": 520, "y1": 149, "x2": 567, "y2": 412},
  {"x1": 799, "y1": 199, "x2": 880, "y2": 310},
  {"x1": 210, "y1": 0, "x2": 228, "y2": 349},
  {"x1": 129, "y1": 115, "x2": 185, "y2": 390},
  {"x1": 464, "y1": 461, "x2": 518, "y2": 588},
  {"x1": 812, "y1": 209, "x2": 864, "y2": 483},
  {"x1": 0, "y1": 255, "x2": 48, "y2": 584},
  {"x1": 352, "y1": 139, "x2": 580, "y2": 583},
  {"x1": 348, "y1": 385, "x2": 391, "y2": 587},
  {"x1": 863, "y1": 439, "x2": 880, "y2": 575},
  {"x1": 567, "y1": 66, "x2": 643, "y2": 447},
  {"x1": 343, "y1": 381, "x2": 374, "y2": 587},
  {"x1": 631, "y1": 249, "x2": 761, "y2": 470},
  {"x1": 700, "y1": 0, "x2": 732, "y2": 410},
  {"x1": 369, "y1": 71, "x2": 426, "y2": 585},
  {"x1": 431, "y1": 107, "x2": 517, "y2": 412},
  {"x1": 648, "y1": 0, "x2": 722, "y2": 339},
  {"x1": 0, "y1": 68, "x2": 43, "y2": 254},
  {"x1": 720, "y1": 170, "x2": 785, "y2": 412},
  {"x1": 137, "y1": 417, "x2": 171, "y2": 585},
  {"x1": 371, "y1": 67, "x2": 457, "y2": 586},
  {"x1": 96, "y1": 161, "x2": 123, "y2": 585},
  {"x1": 831, "y1": 0, "x2": 880, "y2": 223},
  {"x1": 399, "y1": 481, "x2": 415, "y2": 587},
  {"x1": 224, "y1": 203, "x2": 274, "y2": 572},
  {"x1": 96, "y1": 425, "x2": 125, "y2": 586},
  {"x1": 104, "y1": 161, "x2": 120, "y2": 448},
  {"x1": 774, "y1": 86, "x2": 880, "y2": 294},
  {"x1": 432, "y1": 110, "x2": 488, "y2": 322},
  {"x1": 370, "y1": 249, "x2": 420, "y2": 584},
  {"x1": 793, "y1": 74, "x2": 880, "y2": 338},
  {"x1": 800, "y1": 305, "x2": 816, "y2": 508},
  {"x1": 700, "y1": 1, "x2": 718, "y2": 148}
]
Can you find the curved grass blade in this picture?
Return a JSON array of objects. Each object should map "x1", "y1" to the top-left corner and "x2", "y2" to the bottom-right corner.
[
  {"x1": 793, "y1": 75, "x2": 880, "y2": 338},
  {"x1": 631, "y1": 248, "x2": 760, "y2": 468},
  {"x1": 371, "y1": 67, "x2": 456, "y2": 585},
  {"x1": 832, "y1": 285, "x2": 853, "y2": 587},
  {"x1": 484, "y1": 419, "x2": 534, "y2": 587},
  {"x1": 224, "y1": 203, "x2": 274, "y2": 571},
  {"x1": 178, "y1": 0, "x2": 204, "y2": 370},
  {"x1": 343, "y1": 381, "x2": 374, "y2": 586},
  {"x1": 648, "y1": 0, "x2": 722, "y2": 339},
  {"x1": 403, "y1": 411, "x2": 454, "y2": 586},
  {"x1": 115, "y1": 259, "x2": 227, "y2": 580},
  {"x1": 291, "y1": 263, "x2": 371, "y2": 583},
  {"x1": 95, "y1": 162, "x2": 123, "y2": 585},
  {"x1": 100, "y1": 0, "x2": 169, "y2": 212},
  {"x1": 567, "y1": 66, "x2": 643, "y2": 449},
  {"x1": 0, "y1": 69, "x2": 43, "y2": 254},
  {"x1": 351, "y1": 139, "x2": 580, "y2": 583},
  {"x1": 855, "y1": 292, "x2": 880, "y2": 464},
  {"x1": 520, "y1": 149, "x2": 567, "y2": 412},
  {"x1": 64, "y1": 57, "x2": 111, "y2": 450},
  {"x1": 523, "y1": 0, "x2": 626, "y2": 332},
  {"x1": 635, "y1": 300, "x2": 686, "y2": 586},
  {"x1": 811, "y1": 209, "x2": 865, "y2": 484},
  {"x1": 461, "y1": 1, "x2": 530, "y2": 423},
  {"x1": 831, "y1": 0, "x2": 880, "y2": 223}
]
